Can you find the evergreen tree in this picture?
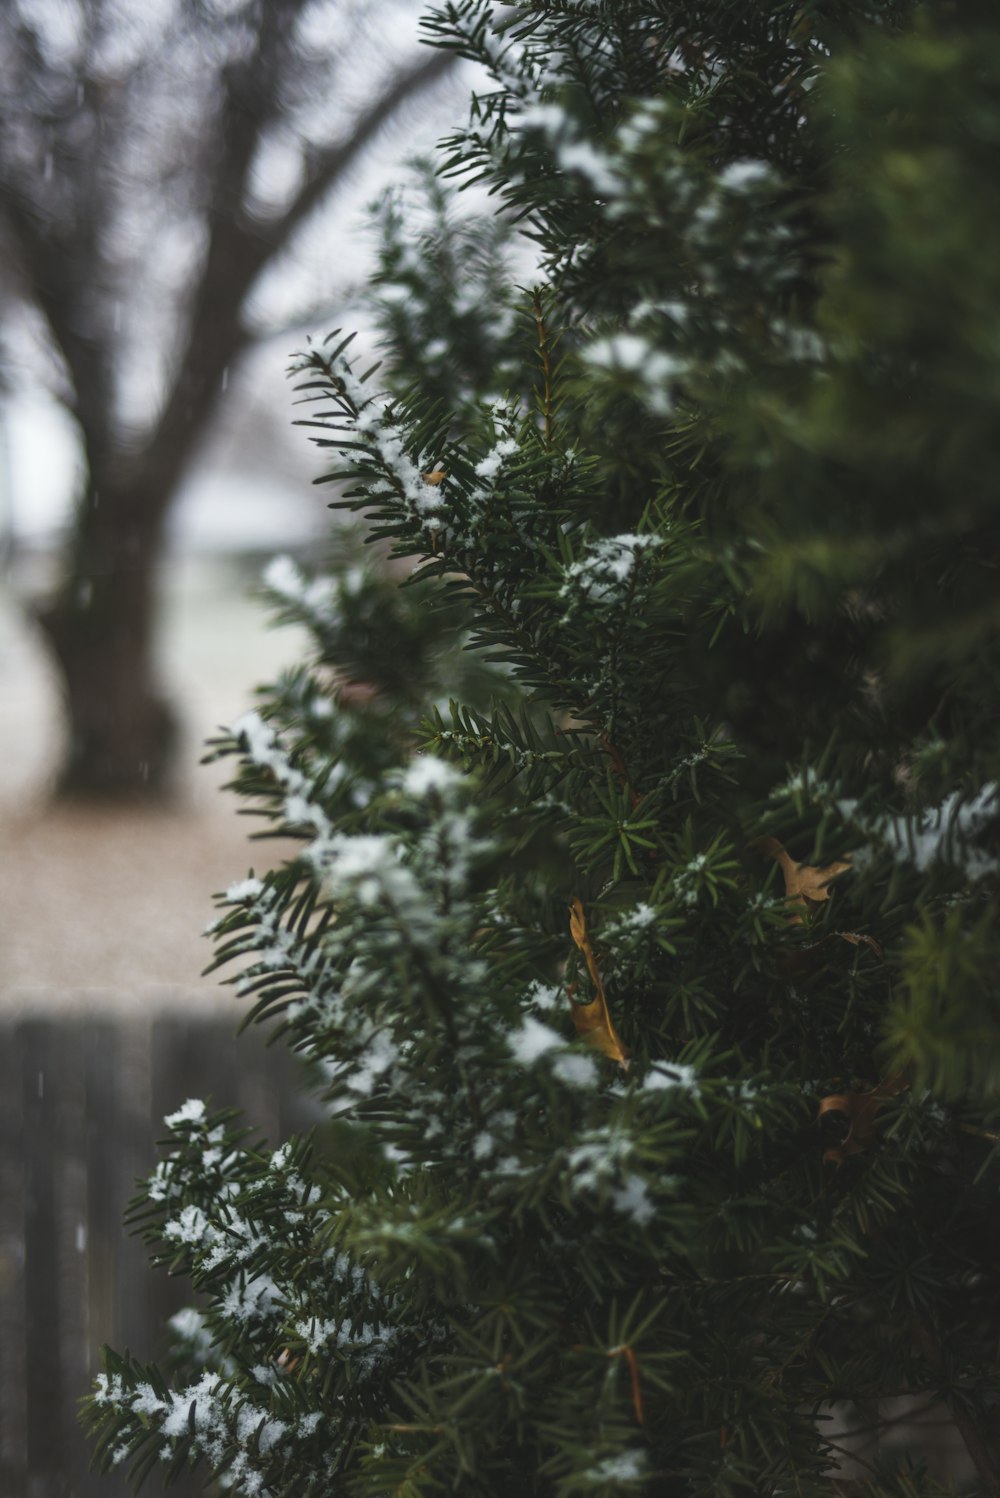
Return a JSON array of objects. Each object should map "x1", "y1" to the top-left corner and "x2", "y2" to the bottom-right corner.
[{"x1": 86, "y1": 3, "x2": 1000, "y2": 1494}]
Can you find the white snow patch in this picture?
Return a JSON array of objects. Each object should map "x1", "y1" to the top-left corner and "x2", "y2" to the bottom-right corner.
[
  {"x1": 221, "y1": 1273, "x2": 282, "y2": 1324},
  {"x1": 552, "y1": 1052, "x2": 599, "y2": 1088},
  {"x1": 585, "y1": 334, "x2": 684, "y2": 414},
  {"x1": 611, "y1": 1175, "x2": 656, "y2": 1226},
  {"x1": 603, "y1": 903, "x2": 657, "y2": 938},
  {"x1": 509, "y1": 1016, "x2": 563, "y2": 1064},
  {"x1": 347, "y1": 1030, "x2": 399, "y2": 1095},
  {"x1": 474, "y1": 435, "x2": 519, "y2": 481},
  {"x1": 169, "y1": 1307, "x2": 214, "y2": 1358},
  {"x1": 226, "y1": 878, "x2": 265, "y2": 903},
  {"x1": 526, "y1": 980, "x2": 562, "y2": 1013},
  {"x1": 163, "y1": 1204, "x2": 211, "y2": 1247},
  {"x1": 262, "y1": 554, "x2": 301, "y2": 597},
  {"x1": 644, "y1": 1062, "x2": 699, "y2": 1094},
  {"x1": 557, "y1": 139, "x2": 619, "y2": 195},
  {"x1": 472, "y1": 1131, "x2": 496, "y2": 1159},
  {"x1": 581, "y1": 1450, "x2": 648, "y2": 1485},
  {"x1": 564, "y1": 533, "x2": 663, "y2": 605},
  {"x1": 871, "y1": 784, "x2": 998, "y2": 878},
  {"x1": 165, "y1": 1098, "x2": 207, "y2": 1129},
  {"x1": 718, "y1": 158, "x2": 774, "y2": 191},
  {"x1": 402, "y1": 756, "x2": 460, "y2": 797}
]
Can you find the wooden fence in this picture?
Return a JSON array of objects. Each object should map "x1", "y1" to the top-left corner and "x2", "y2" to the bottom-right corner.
[
  {"x1": 0, "y1": 1016, "x2": 977, "y2": 1495},
  {"x1": 0, "y1": 1013, "x2": 316, "y2": 1498}
]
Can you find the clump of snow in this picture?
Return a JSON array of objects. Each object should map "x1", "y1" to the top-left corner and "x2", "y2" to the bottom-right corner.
[
  {"x1": 553, "y1": 1052, "x2": 599, "y2": 1089},
  {"x1": 163, "y1": 1204, "x2": 212, "y2": 1247},
  {"x1": 231, "y1": 710, "x2": 281, "y2": 771},
  {"x1": 671, "y1": 853, "x2": 709, "y2": 908},
  {"x1": 168, "y1": 1307, "x2": 215, "y2": 1360},
  {"x1": 611, "y1": 1175, "x2": 656, "y2": 1226},
  {"x1": 311, "y1": 831, "x2": 420, "y2": 911},
  {"x1": 586, "y1": 333, "x2": 681, "y2": 379},
  {"x1": 466, "y1": 401, "x2": 521, "y2": 500},
  {"x1": 130, "y1": 1381, "x2": 168, "y2": 1419},
  {"x1": 515, "y1": 102, "x2": 621, "y2": 197},
  {"x1": 229, "y1": 711, "x2": 333, "y2": 841},
  {"x1": 165, "y1": 1098, "x2": 207, "y2": 1129},
  {"x1": 319, "y1": 356, "x2": 448, "y2": 527},
  {"x1": 157, "y1": 1371, "x2": 225, "y2": 1458},
  {"x1": 580, "y1": 1450, "x2": 648, "y2": 1485},
  {"x1": 564, "y1": 533, "x2": 663, "y2": 606},
  {"x1": 146, "y1": 1160, "x2": 175, "y2": 1203},
  {"x1": 225, "y1": 877, "x2": 264, "y2": 903},
  {"x1": 717, "y1": 158, "x2": 774, "y2": 191},
  {"x1": 294, "y1": 1314, "x2": 398, "y2": 1375},
  {"x1": 875, "y1": 784, "x2": 998, "y2": 878},
  {"x1": 644, "y1": 1061, "x2": 700, "y2": 1094},
  {"x1": 262, "y1": 554, "x2": 300, "y2": 597},
  {"x1": 585, "y1": 334, "x2": 684, "y2": 415},
  {"x1": 602, "y1": 903, "x2": 657, "y2": 940},
  {"x1": 567, "y1": 1127, "x2": 631, "y2": 1188},
  {"x1": 346, "y1": 1030, "x2": 399, "y2": 1095},
  {"x1": 769, "y1": 768, "x2": 831, "y2": 802},
  {"x1": 525, "y1": 980, "x2": 562, "y2": 1013},
  {"x1": 401, "y1": 755, "x2": 460, "y2": 798},
  {"x1": 509, "y1": 1015, "x2": 563, "y2": 1064},
  {"x1": 221, "y1": 1273, "x2": 282, "y2": 1324},
  {"x1": 474, "y1": 435, "x2": 519, "y2": 481},
  {"x1": 556, "y1": 138, "x2": 620, "y2": 195}
]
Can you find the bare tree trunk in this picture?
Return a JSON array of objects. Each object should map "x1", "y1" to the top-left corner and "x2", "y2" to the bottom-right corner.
[
  {"x1": 38, "y1": 475, "x2": 178, "y2": 798},
  {"x1": 2, "y1": 36, "x2": 457, "y2": 800}
]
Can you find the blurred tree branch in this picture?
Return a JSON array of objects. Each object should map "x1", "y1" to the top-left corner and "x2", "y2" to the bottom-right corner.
[{"x1": 0, "y1": 0, "x2": 458, "y2": 797}]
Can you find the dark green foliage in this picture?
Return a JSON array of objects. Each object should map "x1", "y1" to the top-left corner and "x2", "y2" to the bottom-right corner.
[
  {"x1": 86, "y1": 3, "x2": 1000, "y2": 1494},
  {"x1": 369, "y1": 160, "x2": 525, "y2": 431}
]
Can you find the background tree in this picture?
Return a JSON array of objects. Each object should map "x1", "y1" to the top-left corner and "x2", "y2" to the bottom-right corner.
[
  {"x1": 0, "y1": 0, "x2": 457, "y2": 797},
  {"x1": 86, "y1": 2, "x2": 1000, "y2": 1494}
]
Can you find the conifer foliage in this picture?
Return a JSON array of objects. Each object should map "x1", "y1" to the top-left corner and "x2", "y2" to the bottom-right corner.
[{"x1": 87, "y1": 3, "x2": 1000, "y2": 1494}]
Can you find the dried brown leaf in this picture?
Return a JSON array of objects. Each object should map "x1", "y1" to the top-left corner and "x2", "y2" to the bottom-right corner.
[
  {"x1": 753, "y1": 835, "x2": 851, "y2": 907},
  {"x1": 819, "y1": 1072, "x2": 909, "y2": 1163},
  {"x1": 753, "y1": 835, "x2": 851, "y2": 932},
  {"x1": 568, "y1": 898, "x2": 629, "y2": 1067}
]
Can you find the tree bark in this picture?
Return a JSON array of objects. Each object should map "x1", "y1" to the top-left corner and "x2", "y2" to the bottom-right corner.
[
  {"x1": 38, "y1": 474, "x2": 178, "y2": 799},
  {"x1": 3, "y1": 35, "x2": 458, "y2": 800}
]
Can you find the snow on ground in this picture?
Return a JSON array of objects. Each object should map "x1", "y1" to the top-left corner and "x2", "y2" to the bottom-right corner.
[{"x1": 0, "y1": 554, "x2": 308, "y2": 1013}]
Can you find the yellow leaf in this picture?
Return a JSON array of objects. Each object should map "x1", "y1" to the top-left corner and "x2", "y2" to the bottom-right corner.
[
  {"x1": 422, "y1": 469, "x2": 447, "y2": 486},
  {"x1": 568, "y1": 898, "x2": 629, "y2": 1067}
]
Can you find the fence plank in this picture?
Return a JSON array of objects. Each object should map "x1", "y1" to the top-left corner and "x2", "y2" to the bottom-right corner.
[
  {"x1": 2, "y1": 1010, "x2": 314, "y2": 1497},
  {"x1": 22, "y1": 1019, "x2": 70, "y2": 1497},
  {"x1": 0, "y1": 1022, "x2": 27, "y2": 1493}
]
